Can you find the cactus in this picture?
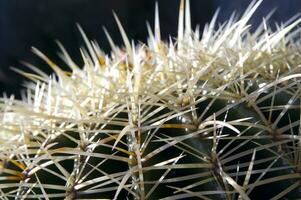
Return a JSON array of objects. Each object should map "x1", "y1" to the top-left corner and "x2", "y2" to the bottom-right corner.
[{"x1": 1, "y1": 0, "x2": 301, "y2": 199}]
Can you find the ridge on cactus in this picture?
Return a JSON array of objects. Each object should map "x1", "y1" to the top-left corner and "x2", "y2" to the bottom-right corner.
[{"x1": 1, "y1": 0, "x2": 301, "y2": 199}]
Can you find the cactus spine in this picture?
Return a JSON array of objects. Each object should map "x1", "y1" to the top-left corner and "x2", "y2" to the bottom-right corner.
[{"x1": 1, "y1": 0, "x2": 301, "y2": 199}]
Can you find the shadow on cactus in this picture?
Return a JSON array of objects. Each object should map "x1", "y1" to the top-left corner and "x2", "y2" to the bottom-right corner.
[{"x1": 1, "y1": 0, "x2": 301, "y2": 199}]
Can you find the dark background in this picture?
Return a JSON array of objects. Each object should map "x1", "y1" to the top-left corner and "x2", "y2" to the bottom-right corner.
[{"x1": 0, "y1": 0, "x2": 301, "y2": 96}]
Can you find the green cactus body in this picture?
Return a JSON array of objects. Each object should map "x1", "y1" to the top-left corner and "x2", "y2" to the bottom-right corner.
[{"x1": 1, "y1": 0, "x2": 301, "y2": 199}]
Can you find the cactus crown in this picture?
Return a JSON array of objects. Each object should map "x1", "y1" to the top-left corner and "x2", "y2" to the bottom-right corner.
[{"x1": 1, "y1": 0, "x2": 301, "y2": 199}]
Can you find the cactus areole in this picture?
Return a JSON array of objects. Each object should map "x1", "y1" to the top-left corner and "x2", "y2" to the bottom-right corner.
[{"x1": 1, "y1": 0, "x2": 301, "y2": 199}]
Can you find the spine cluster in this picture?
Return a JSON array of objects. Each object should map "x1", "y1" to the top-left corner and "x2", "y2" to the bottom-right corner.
[{"x1": 1, "y1": 0, "x2": 301, "y2": 199}]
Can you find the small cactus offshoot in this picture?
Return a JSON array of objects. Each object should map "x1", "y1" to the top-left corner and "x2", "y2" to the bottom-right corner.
[{"x1": 1, "y1": 0, "x2": 301, "y2": 199}]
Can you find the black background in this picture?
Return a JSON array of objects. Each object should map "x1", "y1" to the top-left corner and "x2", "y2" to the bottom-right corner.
[{"x1": 0, "y1": 0, "x2": 300, "y2": 96}]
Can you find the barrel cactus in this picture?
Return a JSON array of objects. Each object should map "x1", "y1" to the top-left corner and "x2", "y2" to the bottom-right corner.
[{"x1": 1, "y1": 0, "x2": 301, "y2": 199}]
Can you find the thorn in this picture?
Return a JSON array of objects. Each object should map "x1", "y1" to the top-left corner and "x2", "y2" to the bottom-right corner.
[
  {"x1": 177, "y1": 0, "x2": 185, "y2": 43},
  {"x1": 146, "y1": 21, "x2": 156, "y2": 49},
  {"x1": 113, "y1": 12, "x2": 133, "y2": 62},
  {"x1": 155, "y1": 2, "x2": 161, "y2": 42},
  {"x1": 56, "y1": 40, "x2": 79, "y2": 71},
  {"x1": 31, "y1": 47, "x2": 66, "y2": 80},
  {"x1": 185, "y1": 0, "x2": 191, "y2": 36},
  {"x1": 103, "y1": 26, "x2": 118, "y2": 53},
  {"x1": 77, "y1": 24, "x2": 100, "y2": 67}
]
